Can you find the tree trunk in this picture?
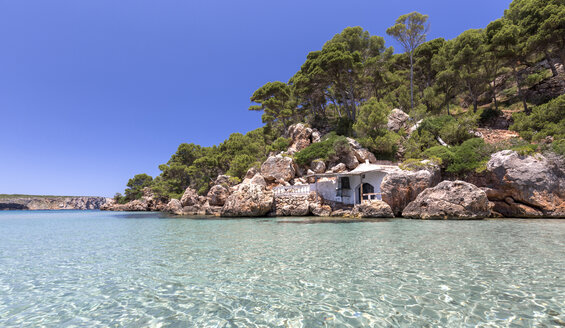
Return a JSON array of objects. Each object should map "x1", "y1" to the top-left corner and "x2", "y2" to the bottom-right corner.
[
  {"x1": 445, "y1": 93, "x2": 451, "y2": 116},
  {"x1": 491, "y1": 81, "x2": 498, "y2": 110},
  {"x1": 410, "y1": 51, "x2": 414, "y2": 111},
  {"x1": 512, "y1": 64, "x2": 529, "y2": 115},
  {"x1": 545, "y1": 51, "x2": 559, "y2": 77}
]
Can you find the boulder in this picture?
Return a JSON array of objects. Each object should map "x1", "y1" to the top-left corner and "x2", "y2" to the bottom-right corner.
[
  {"x1": 347, "y1": 137, "x2": 362, "y2": 149},
  {"x1": 330, "y1": 163, "x2": 347, "y2": 173},
  {"x1": 353, "y1": 148, "x2": 377, "y2": 164},
  {"x1": 207, "y1": 185, "x2": 229, "y2": 206},
  {"x1": 287, "y1": 123, "x2": 313, "y2": 154},
  {"x1": 166, "y1": 199, "x2": 183, "y2": 215},
  {"x1": 180, "y1": 187, "x2": 205, "y2": 207},
  {"x1": 479, "y1": 150, "x2": 565, "y2": 217},
  {"x1": 309, "y1": 202, "x2": 332, "y2": 217},
  {"x1": 214, "y1": 175, "x2": 237, "y2": 187},
  {"x1": 381, "y1": 165, "x2": 441, "y2": 216},
  {"x1": 311, "y1": 160, "x2": 326, "y2": 174},
  {"x1": 221, "y1": 184, "x2": 274, "y2": 217},
  {"x1": 330, "y1": 209, "x2": 352, "y2": 217},
  {"x1": 387, "y1": 108, "x2": 410, "y2": 132},
  {"x1": 402, "y1": 180, "x2": 490, "y2": 220},
  {"x1": 352, "y1": 200, "x2": 395, "y2": 218},
  {"x1": 261, "y1": 155, "x2": 296, "y2": 182},
  {"x1": 242, "y1": 173, "x2": 267, "y2": 187},
  {"x1": 273, "y1": 194, "x2": 310, "y2": 216},
  {"x1": 245, "y1": 167, "x2": 258, "y2": 179},
  {"x1": 311, "y1": 130, "x2": 322, "y2": 143}
]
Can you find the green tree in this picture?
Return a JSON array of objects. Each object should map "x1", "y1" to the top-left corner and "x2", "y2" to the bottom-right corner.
[
  {"x1": 353, "y1": 98, "x2": 400, "y2": 157},
  {"x1": 451, "y1": 29, "x2": 488, "y2": 113},
  {"x1": 124, "y1": 173, "x2": 153, "y2": 201},
  {"x1": 487, "y1": 18, "x2": 529, "y2": 113},
  {"x1": 249, "y1": 81, "x2": 295, "y2": 130},
  {"x1": 387, "y1": 12, "x2": 430, "y2": 111}
]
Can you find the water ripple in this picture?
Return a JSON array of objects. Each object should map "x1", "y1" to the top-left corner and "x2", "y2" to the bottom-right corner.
[{"x1": 0, "y1": 211, "x2": 564, "y2": 327}]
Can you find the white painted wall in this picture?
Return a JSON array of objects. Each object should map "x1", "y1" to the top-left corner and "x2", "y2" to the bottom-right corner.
[{"x1": 310, "y1": 171, "x2": 388, "y2": 205}]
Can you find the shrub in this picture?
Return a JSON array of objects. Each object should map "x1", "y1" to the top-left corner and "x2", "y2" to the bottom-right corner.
[
  {"x1": 294, "y1": 133, "x2": 348, "y2": 166},
  {"x1": 447, "y1": 138, "x2": 493, "y2": 173},
  {"x1": 423, "y1": 146, "x2": 455, "y2": 168},
  {"x1": 511, "y1": 94, "x2": 565, "y2": 142},
  {"x1": 552, "y1": 139, "x2": 565, "y2": 157}
]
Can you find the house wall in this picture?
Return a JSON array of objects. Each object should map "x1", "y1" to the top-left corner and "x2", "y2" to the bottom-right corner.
[{"x1": 311, "y1": 171, "x2": 388, "y2": 205}]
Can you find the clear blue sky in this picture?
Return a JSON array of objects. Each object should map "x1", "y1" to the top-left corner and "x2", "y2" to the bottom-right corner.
[{"x1": 0, "y1": 0, "x2": 512, "y2": 197}]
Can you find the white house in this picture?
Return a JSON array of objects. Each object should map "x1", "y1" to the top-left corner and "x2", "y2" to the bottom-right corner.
[{"x1": 279, "y1": 161, "x2": 397, "y2": 205}]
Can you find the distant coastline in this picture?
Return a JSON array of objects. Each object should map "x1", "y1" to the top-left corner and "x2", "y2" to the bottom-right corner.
[{"x1": 0, "y1": 195, "x2": 108, "y2": 211}]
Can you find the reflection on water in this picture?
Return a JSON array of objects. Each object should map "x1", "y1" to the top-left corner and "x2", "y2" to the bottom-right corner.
[{"x1": 0, "y1": 211, "x2": 564, "y2": 327}]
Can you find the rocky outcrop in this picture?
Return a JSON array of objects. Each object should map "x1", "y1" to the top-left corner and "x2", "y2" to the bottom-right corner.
[
  {"x1": 180, "y1": 187, "x2": 206, "y2": 207},
  {"x1": 309, "y1": 202, "x2": 332, "y2": 217},
  {"x1": 387, "y1": 108, "x2": 410, "y2": 132},
  {"x1": 261, "y1": 155, "x2": 296, "y2": 182},
  {"x1": 287, "y1": 123, "x2": 313, "y2": 154},
  {"x1": 165, "y1": 199, "x2": 183, "y2": 215},
  {"x1": 351, "y1": 200, "x2": 395, "y2": 218},
  {"x1": 221, "y1": 184, "x2": 274, "y2": 217},
  {"x1": 1, "y1": 196, "x2": 109, "y2": 210},
  {"x1": 310, "y1": 160, "x2": 326, "y2": 174},
  {"x1": 102, "y1": 188, "x2": 166, "y2": 212},
  {"x1": 273, "y1": 194, "x2": 311, "y2": 216},
  {"x1": 402, "y1": 180, "x2": 490, "y2": 220},
  {"x1": 207, "y1": 185, "x2": 229, "y2": 206},
  {"x1": 381, "y1": 164, "x2": 441, "y2": 216},
  {"x1": 477, "y1": 150, "x2": 565, "y2": 217}
]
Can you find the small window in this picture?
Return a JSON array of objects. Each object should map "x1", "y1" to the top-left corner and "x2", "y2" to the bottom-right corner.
[{"x1": 340, "y1": 177, "x2": 351, "y2": 190}]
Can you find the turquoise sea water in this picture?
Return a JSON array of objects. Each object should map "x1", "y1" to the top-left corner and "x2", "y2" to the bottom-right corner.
[{"x1": 0, "y1": 211, "x2": 564, "y2": 327}]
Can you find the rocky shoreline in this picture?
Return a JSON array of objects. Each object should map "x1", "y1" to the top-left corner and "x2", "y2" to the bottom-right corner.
[
  {"x1": 0, "y1": 196, "x2": 109, "y2": 210},
  {"x1": 102, "y1": 122, "x2": 565, "y2": 220}
]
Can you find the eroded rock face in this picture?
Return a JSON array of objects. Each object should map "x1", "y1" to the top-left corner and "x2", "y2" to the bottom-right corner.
[
  {"x1": 330, "y1": 163, "x2": 347, "y2": 173},
  {"x1": 353, "y1": 148, "x2": 377, "y2": 164},
  {"x1": 221, "y1": 184, "x2": 274, "y2": 217},
  {"x1": 311, "y1": 160, "x2": 326, "y2": 174},
  {"x1": 261, "y1": 155, "x2": 296, "y2": 182},
  {"x1": 273, "y1": 194, "x2": 310, "y2": 216},
  {"x1": 207, "y1": 185, "x2": 229, "y2": 206},
  {"x1": 245, "y1": 167, "x2": 258, "y2": 179},
  {"x1": 352, "y1": 201, "x2": 395, "y2": 218},
  {"x1": 387, "y1": 108, "x2": 410, "y2": 132},
  {"x1": 309, "y1": 202, "x2": 332, "y2": 217},
  {"x1": 402, "y1": 180, "x2": 490, "y2": 220},
  {"x1": 287, "y1": 123, "x2": 313, "y2": 153},
  {"x1": 180, "y1": 187, "x2": 206, "y2": 207},
  {"x1": 214, "y1": 175, "x2": 237, "y2": 187},
  {"x1": 381, "y1": 165, "x2": 441, "y2": 216},
  {"x1": 480, "y1": 150, "x2": 565, "y2": 217},
  {"x1": 166, "y1": 199, "x2": 183, "y2": 215}
]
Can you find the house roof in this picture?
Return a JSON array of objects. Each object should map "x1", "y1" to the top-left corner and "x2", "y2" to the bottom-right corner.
[{"x1": 306, "y1": 162, "x2": 399, "y2": 178}]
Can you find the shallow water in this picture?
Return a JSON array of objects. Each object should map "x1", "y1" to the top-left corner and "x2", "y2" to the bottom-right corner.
[{"x1": 1, "y1": 211, "x2": 564, "y2": 327}]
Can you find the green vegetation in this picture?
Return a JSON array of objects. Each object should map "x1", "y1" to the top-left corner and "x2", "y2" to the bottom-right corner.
[
  {"x1": 294, "y1": 133, "x2": 349, "y2": 166},
  {"x1": 114, "y1": 0, "x2": 565, "y2": 201}
]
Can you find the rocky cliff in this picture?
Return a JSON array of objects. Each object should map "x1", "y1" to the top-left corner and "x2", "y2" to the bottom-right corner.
[{"x1": 0, "y1": 196, "x2": 109, "y2": 210}]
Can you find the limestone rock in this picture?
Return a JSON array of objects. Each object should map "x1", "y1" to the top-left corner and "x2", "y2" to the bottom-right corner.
[
  {"x1": 353, "y1": 148, "x2": 377, "y2": 164},
  {"x1": 261, "y1": 155, "x2": 296, "y2": 182},
  {"x1": 180, "y1": 187, "x2": 205, "y2": 207},
  {"x1": 479, "y1": 150, "x2": 565, "y2": 217},
  {"x1": 309, "y1": 202, "x2": 332, "y2": 217},
  {"x1": 402, "y1": 180, "x2": 490, "y2": 220},
  {"x1": 330, "y1": 209, "x2": 352, "y2": 217},
  {"x1": 311, "y1": 160, "x2": 326, "y2": 174},
  {"x1": 242, "y1": 173, "x2": 267, "y2": 187},
  {"x1": 330, "y1": 163, "x2": 347, "y2": 173},
  {"x1": 166, "y1": 199, "x2": 183, "y2": 215},
  {"x1": 207, "y1": 185, "x2": 229, "y2": 206},
  {"x1": 387, "y1": 108, "x2": 410, "y2": 132},
  {"x1": 311, "y1": 130, "x2": 322, "y2": 143},
  {"x1": 221, "y1": 184, "x2": 274, "y2": 217},
  {"x1": 273, "y1": 194, "x2": 310, "y2": 216},
  {"x1": 287, "y1": 123, "x2": 313, "y2": 154},
  {"x1": 214, "y1": 175, "x2": 237, "y2": 187},
  {"x1": 352, "y1": 200, "x2": 395, "y2": 218},
  {"x1": 381, "y1": 165, "x2": 441, "y2": 216},
  {"x1": 245, "y1": 167, "x2": 258, "y2": 179}
]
